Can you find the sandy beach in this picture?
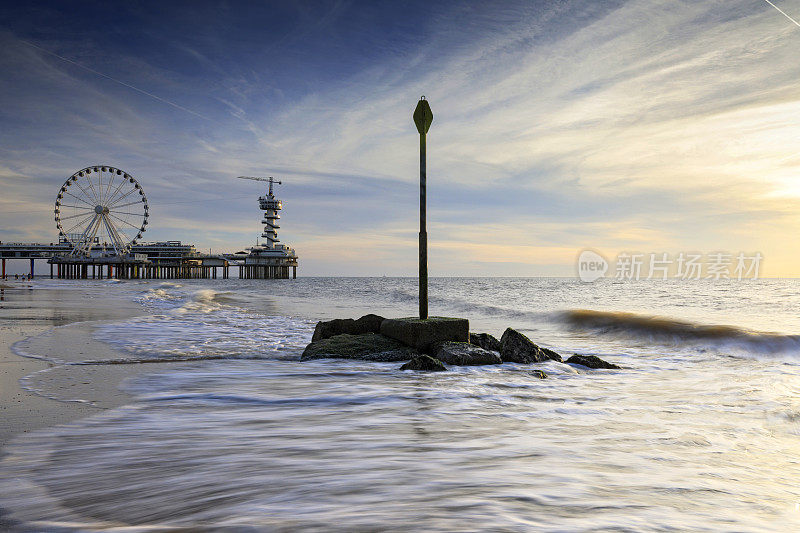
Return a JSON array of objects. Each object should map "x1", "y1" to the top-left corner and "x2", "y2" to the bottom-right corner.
[{"x1": 0, "y1": 283, "x2": 146, "y2": 448}]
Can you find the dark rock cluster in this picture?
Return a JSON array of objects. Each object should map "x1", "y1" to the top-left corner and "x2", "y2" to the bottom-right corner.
[{"x1": 302, "y1": 314, "x2": 620, "y2": 374}]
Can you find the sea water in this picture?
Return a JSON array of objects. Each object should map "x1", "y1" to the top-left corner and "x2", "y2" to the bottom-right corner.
[{"x1": 3, "y1": 277, "x2": 800, "y2": 531}]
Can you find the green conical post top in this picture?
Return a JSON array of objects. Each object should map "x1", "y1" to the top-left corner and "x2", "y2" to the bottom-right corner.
[{"x1": 413, "y1": 98, "x2": 433, "y2": 135}]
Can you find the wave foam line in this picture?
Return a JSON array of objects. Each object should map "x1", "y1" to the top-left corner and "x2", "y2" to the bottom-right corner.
[{"x1": 70, "y1": 354, "x2": 300, "y2": 365}]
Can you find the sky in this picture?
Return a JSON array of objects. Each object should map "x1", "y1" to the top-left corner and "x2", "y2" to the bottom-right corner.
[{"x1": 1, "y1": 0, "x2": 799, "y2": 277}]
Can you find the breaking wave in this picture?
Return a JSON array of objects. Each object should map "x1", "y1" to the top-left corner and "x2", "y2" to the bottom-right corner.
[{"x1": 562, "y1": 309, "x2": 800, "y2": 356}]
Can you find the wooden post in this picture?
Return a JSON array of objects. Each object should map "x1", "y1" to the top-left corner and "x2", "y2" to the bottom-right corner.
[
  {"x1": 419, "y1": 129, "x2": 427, "y2": 320},
  {"x1": 413, "y1": 97, "x2": 433, "y2": 320}
]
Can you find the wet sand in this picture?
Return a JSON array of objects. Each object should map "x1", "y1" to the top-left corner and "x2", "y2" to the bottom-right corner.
[
  {"x1": 0, "y1": 284, "x2": 145, "y2": 448},
  {"x1": 1, "y1": 327, "x2": 94, "y2": 446}
]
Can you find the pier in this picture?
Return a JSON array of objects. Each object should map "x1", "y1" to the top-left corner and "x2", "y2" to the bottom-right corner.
[
  {"x1": 0, "y1": 240, "x2": 298, "y2": 280},
  {"x1": 0, "y1": 166, "x2": 299, "y2": 281},
  {"x1": 0, "y1": 240, "x2": 232, "y2": 280}
]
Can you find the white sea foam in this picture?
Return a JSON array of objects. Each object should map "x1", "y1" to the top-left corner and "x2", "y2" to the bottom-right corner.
[{"x1": 94, "y1": 283, "x2": 315, "y2": 361}]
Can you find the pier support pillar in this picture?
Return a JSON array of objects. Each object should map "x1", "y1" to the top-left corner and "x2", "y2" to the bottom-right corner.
[
  {"x1": 30, "y1": 258, "x2": 34, "y2": 278},
  {"x1": 1, "y1": 258, "x2": 5, "y2": 279},
  {"x1": 293, "y1": 266, "x2": 296, "y2": 279}
]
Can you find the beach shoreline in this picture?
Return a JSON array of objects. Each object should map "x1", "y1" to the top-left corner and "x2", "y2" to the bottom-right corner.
[
  {"x1": 0, "y1": 325, "x2": 100, "y2": 448},
  {"x1": 0, "y1": 284, "x2": 147, "y2": 449}
]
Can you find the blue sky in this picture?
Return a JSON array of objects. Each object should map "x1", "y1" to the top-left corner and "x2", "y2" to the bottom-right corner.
[{"x1": 1, "y1": 0, "x2": 800, "y2": 276}]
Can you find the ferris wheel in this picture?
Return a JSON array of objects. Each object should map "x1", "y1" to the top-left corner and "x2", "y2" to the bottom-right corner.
[{"x1": 54, "y1": 165, "x2": 149, "y2": 256}]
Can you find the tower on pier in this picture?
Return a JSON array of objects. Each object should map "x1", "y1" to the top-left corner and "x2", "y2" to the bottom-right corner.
[
  {"x1": 236, "y1": 175, "x2": 299, "y2": 279},
  {"x1": 259, "y1": 177, "x2": 282, "y2": 249}
]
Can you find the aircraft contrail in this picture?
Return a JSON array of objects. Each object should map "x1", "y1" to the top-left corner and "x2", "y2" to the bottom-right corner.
[
  {"x1": 762, "y1": 0, "x2": 800, "y2": 28},
  {"x1": 22, "y1": 40, "x2": 212, "y2": 121}
]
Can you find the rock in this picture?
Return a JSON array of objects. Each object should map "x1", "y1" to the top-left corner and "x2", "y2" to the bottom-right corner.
[
  {"x1": 469, "y1": 332, "x2": 501, "y2": 352},
  {"x1": 565, "y1": 354, "x2": 620, "y2": 369},
  {"x1": 355, "y1": 313, "x2": 385, "y2": 333},
  {"x1": 530, "y1": 370, "x2": 547, "y2": 379},
  {"x1": 311, "y1": 314, "x2": 386, "y2": 342},
  {"x1": 500, "y1": 328, "x2": 563, "y2": 363},
  {"x1": 400, "y1": 355, "x2": 447, "y2": 372},
  {"x1": 311, "y1": 319, "x2": 353, "y2": 342},
  {"x1": 431, "y1": 341, "x2": 503, "y2": 366},
  {"x1": 301, "y1": 333, "x2": 418, "y2": 362},
  {"x1": 539, "y1": 346, "x2": 562, "y2": 361},
  {"x1": 380, "y1": 317, "x2": 469, "y2": 351}
]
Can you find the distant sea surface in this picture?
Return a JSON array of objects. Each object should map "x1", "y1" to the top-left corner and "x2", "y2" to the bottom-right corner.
[{"x1": 3, "y1": 277, "x2": 800, "y2": 531}]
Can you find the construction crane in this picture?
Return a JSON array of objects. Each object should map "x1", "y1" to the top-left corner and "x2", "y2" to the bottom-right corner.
[{"x1": 237, "y1": 176, "x2": 281, "y2": 196}]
